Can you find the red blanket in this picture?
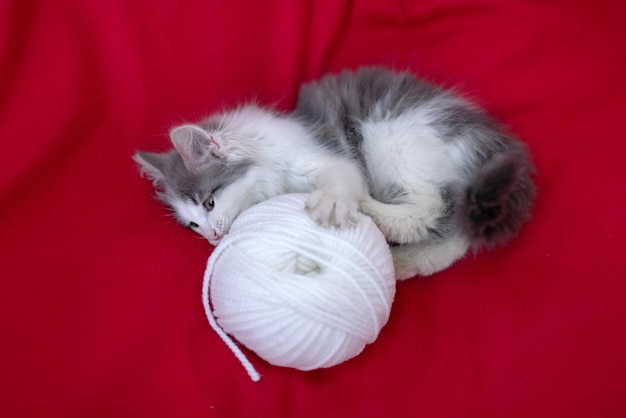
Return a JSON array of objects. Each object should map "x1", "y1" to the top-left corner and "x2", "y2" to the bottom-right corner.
[{"x1": 2, "y1": 1, "x2": 625, "y2": 416}]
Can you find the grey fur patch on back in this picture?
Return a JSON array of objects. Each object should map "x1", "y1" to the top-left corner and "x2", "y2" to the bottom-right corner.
[
  {"x1": 296, "y1": 67, "x2": 519, "y2": 165},
  {"x1": 297, "y1": 67, "x2": 444, "y2": 120},
  {"x1": 295, "y1": 67, "x2": 447, "y2": 160},
  {"x1": 295, "y1": 67, "x2": 455, "y2": 193}
]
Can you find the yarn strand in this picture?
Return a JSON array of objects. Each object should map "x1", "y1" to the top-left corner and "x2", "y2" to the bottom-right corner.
[{"x1": 202, "y1": 246, "x2": 261, "y2": 382}]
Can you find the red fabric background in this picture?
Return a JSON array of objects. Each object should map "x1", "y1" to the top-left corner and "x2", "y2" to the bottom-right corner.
[{"x1": 2, "y1": 1, "x2": 625, "y2": 416}]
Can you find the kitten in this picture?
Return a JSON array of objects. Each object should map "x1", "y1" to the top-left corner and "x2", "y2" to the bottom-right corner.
[{"x1": 134, "y1": 67, "x2": 535, "y2": 280}]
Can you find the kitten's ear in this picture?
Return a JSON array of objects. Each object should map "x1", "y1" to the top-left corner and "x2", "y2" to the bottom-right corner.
[
  {"x1": 133, "y1": 151, "x2": 171, "y2": 186},
  {"x1": 170, "y1": 124, "x2": 224, "y2": 172}
]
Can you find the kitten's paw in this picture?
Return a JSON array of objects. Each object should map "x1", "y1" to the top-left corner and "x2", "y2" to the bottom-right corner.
[{"x1": 305, "y1": 190, "x2": 360, "y2": 228}]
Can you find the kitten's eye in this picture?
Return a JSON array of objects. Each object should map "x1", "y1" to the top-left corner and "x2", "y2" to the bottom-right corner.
[
  {"x1": 203, "y1": 196, "x2": 215, "y2": 211},
  {"x1": 188, "y1": 222, "x2": 199, "y2": 229}
]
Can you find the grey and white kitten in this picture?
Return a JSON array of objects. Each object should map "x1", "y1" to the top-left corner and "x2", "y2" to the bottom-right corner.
[{"x1": 134, "y1": 67, "x2": 535, "y2": 280}]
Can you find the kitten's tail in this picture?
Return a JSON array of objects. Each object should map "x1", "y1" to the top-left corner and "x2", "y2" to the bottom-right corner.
[{"x1": 458, "y1": 150, "x2": 536, "y2": 249}]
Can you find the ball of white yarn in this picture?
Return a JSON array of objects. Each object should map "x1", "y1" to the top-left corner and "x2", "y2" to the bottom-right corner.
[{"x1": 202, "y1": 194, "x2": 395, "y2": 381}]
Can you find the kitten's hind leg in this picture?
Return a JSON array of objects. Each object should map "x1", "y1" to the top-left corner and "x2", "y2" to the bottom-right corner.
[
  {"x1": 361, "y1": 186, "x2": 448, "y2": 244},
  {"x1": 392, "y1": 235, "x2": 470, "y2": 280}
]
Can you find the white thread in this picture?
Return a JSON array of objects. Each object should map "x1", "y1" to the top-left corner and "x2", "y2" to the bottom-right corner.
[
  {"x1": 202, "y1": 250, "x2": 261, "y2": 382},
  {"x1": 202, "y1": 194, "x2": 395, "y2": 381}
]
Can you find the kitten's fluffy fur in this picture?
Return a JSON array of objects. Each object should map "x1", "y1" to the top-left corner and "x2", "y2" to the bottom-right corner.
[{"x1": 134, "y1": 67, "x2": 535, "y2": 279}]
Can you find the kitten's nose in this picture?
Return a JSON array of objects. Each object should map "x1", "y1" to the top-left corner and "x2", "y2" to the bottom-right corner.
[{"x1": 201, "y1": 227, "x2": 222, "y2": 244}]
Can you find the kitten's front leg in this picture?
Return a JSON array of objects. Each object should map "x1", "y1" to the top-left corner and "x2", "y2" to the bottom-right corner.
[{"x1": 305, "y1": 160, "x2": 364, "y2": 228}]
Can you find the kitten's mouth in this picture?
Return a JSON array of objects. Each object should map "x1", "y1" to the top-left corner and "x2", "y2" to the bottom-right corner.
[{"x1": 206, "y1": 231, "x2": 224, "y2": 246}]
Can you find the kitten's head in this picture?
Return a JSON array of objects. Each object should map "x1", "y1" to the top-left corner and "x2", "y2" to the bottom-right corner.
[{"x1": 134, "y1": 123, "x2": 253, "y2": 245}]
